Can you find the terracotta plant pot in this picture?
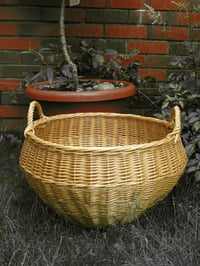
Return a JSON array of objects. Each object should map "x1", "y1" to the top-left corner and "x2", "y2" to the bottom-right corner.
[{"x1": 25, "y1": 79, "x2": 136, "y2": 115}]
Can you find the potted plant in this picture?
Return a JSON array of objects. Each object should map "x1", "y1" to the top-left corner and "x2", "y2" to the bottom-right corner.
[{"x1": 23, "y1": 0, "x2": 139, "y2": 115}]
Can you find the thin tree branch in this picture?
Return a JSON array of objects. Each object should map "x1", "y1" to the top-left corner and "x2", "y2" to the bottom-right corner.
[{"x1": 60, "y1": 0, "x2": 79, "y2": 89}]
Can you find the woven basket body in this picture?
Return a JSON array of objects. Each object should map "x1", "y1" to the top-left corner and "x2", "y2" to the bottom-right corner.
[{"x1": 20, "y1": 101, "x2": 187, "y2": 227}]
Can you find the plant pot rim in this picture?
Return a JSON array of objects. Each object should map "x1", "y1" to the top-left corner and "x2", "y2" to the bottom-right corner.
[{"x1": 25, "y1": 79, "x2": 136, "y2": 102}]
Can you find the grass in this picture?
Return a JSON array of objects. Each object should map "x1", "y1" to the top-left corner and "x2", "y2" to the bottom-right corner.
[{"x1": 0, "y1": 133, "x2": 200, "y2": 266}]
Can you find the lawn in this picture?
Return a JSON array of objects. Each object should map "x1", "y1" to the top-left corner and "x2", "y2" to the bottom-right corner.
[{"x1": 0, "y1": 133, "x2": 200, "y2": 266}]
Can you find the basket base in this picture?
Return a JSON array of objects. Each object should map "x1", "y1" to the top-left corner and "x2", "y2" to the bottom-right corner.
[{"x1": 20, "y1": 170, "x2": 184, "y2": 228}]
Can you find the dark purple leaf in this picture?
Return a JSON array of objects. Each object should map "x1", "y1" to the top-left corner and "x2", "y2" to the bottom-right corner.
[{"x1": 46, "y1": 68, "x2": 54, "y2": 84}]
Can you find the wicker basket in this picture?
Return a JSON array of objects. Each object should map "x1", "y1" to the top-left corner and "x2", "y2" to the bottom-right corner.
[{"x1": 20, "y1": 101, "x2": 187, "y2": 227}]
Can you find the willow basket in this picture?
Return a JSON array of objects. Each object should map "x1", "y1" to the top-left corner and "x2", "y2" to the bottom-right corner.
[{"x1": 19, "y1": 101, "x2": 187, "y2": 227}]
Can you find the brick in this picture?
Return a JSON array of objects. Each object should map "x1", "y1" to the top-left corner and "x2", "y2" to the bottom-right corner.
[
  {"x1": 0, "y1": 51, "x2": 19, "y2": 64},
  {"x1": 169, "y1": 42, "x2": 189, "y2": 55},
  {"x1": 79, "y1": 0, "x2": 105, "y2": 8},
  {"x1": 135, "y1": 55, "x2": 145, "y2": 67},
  {"x1": 66, "y1": 24, "x2": 103, "y2": 37},
  {"x1": 1, "y1": 91, "x2": 29, "y2": 105},
  {"x1": 130, "y1": 10, "x2": 175, "y2": 26},
  {"x1": 105, "y1": 25, "x2": 146, "y2": 38},
  {"x1": 67, "y1": 38, "x2": 127, "y2": 53},
  {"x1": 0, "y1": 106, "x2": 27, "y2": 118},
  {"x1": 120, "y1": 55, "x2": 145, "y2": 68},
  {"x1": 20, "y1": 53, "x2": 41, "y2": 65},
  {"x1": 38, "y1": 7, "x2": 60, "y2": 22},
  {"x1": 1, "y1": 0, "x2": 198, "y2": 131},
  {"x1": 0, "y1": 0, "x2": 17, "y2": 4},
  {"x1": 190, "y1": 28, "x2": 200, "y2": 41},
  {"x1": 107, "y1": 0, "x2": 144, "y2": 9},
  {"x1": 15, "y1": 7, "x2": 84, "y2": 22},
  {"x1": 2, "y1": 7, "x2": 85, "y2": 22},
  {"x1": 134, "y1": 55, "x2": 145, "y2": 67},
  {"x1": 4, "y1": 22, "x2": 107, "y2": 46},
  {"x1": 175, "y1": 12, "x2": 200, "y2": 26},
  {"x1": 0, "y1": 79, "x2": 20, "y2": 91},
  {"x1": 64, "y1": 8, "x2": 85, "y2": 22},
  {"x1": 139, "y1": 69, "x2": 166, "y2": 81},
  {"x1": 127, "y1": 41, "x2": 168, "y2": 54},
  {"x1": 0, "y1": 37, "x2": 40, "y2": 50},
  {"x1": 34, "y1": 0, "x2": 60, "y2": 6},
  {"x1": 41, "y1": 38, "x2": 60, "y2": 49},
  {"x1": 189, "y1": 13, "x2": 200, "y2": 26},
  {"x1": 0, "y1": 0, "x2": 60, "y2": 6},
  {"x1": 0, "y1": 7, "x2": 42, "y2": 21},
  {"x1": 103, "y1": 40, "x2": 126, "y2": 53},
  {"x1": 147, "y1": 55, "x2": 174, "y2": 68},
  {"x1": 86, "y1": 9, "x2": 129, "y2": 24},
  {"x1": 130, "y1": 10, "x2": 154, "y2": 25},
  {"x1": 1, "y1": 65, "x2": 40, "y2": 78},
  {"x1": 0, "y1": 6, "x2": 84, "y2": 22},
  {"x1": 150, "y1": 0, "x2": 180, "y2": 10},
  {"x1": 0, "y1": 23, "x2": 18, "y2": 35},
  {"x1": 0, "y1": 118, "x2": 27, "y2": 132},
  {"x1": 42, "y1": 37, "x2": 109, "y2": 53},
  {"x1": 19, "y1": 23, "x2": 59, "y2": 36},
  {"x1": 148, "y1": 26, "x2": 189, "y2": 41}
]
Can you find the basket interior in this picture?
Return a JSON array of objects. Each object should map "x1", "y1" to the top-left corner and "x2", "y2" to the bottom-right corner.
[{"x1": 33, "y1": 115, "x2": 172, "y2": 147}]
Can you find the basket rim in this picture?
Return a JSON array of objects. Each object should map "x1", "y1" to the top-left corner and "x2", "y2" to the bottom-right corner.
[{"x1": 24, "y1": 112, "x2": 179, "y2": 153}]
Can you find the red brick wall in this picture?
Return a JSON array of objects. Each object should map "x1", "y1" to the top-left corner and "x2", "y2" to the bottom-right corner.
[{"x1": 0, "y1": 0, "x2": 200, "y2": 131}]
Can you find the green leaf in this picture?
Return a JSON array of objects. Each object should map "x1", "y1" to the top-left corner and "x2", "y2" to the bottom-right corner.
[
  {"x1": 106, "y1": 49, "x2": 118, "y2": 58},
  {"x1": 189, "y1": 116, "x2": 199, "y2": 123},
  {"x1": 161, "y1": 101, "x2": 169, "y2": 109},
  {"x1": 195, "y1": 171, "x2": 200, "y2": 183},
  {"x1": 46, "y1": 68, "x2": 54, "y2": 84},
  {"x1": 188, "y1": 95, "x2": 200, "y2": 100},
  {"x1": 193, "y1": 121, "x2": 200, "y2": 132},
  {"x1": 185, "y1": 143, "x2": 195, "y2": 156},
  {"x1": 169, "y1": 82, "x2": 177, "y2": 89},
  {"x1": 154, "y1": 113, "x2": 165, "y2": 119},
  {"x1": 69, "y1": 0, "x2": 80, "y2": 6},
  {"x1": 187, "y1": 158, "x2": 198, "y2": 167},
  {"x1": 187, "y1": 166, "x2": 196, "y2": 173},
  {"x1": 179, "y1": 100, "x2": 184, "y2": 109},
  {"x1": 188, "y1": 112, "x2": 199, "y2": 118},
  {"x1": 195, "y1": 153, "x2": 200, "y2": 160}
]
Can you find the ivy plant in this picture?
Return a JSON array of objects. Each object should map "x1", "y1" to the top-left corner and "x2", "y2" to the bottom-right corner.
[
  {"x1": 145, "y1": 1, "x2": 200, "y2": 182},
  {"x1": 154, "y1": 41, "x2": 200, "y2": 182}
]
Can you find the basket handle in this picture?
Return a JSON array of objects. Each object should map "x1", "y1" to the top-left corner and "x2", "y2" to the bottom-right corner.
[
  {"x1": 167, "y1": 106, "x2": 181, "y2": 142},
  {"x1": 24, "y1": 101, "x2": 46, "y2": 135}
]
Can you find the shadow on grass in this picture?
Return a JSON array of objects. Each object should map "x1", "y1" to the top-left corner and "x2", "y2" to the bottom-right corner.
[{"x1": 0, "y1": 134, "x2": 200, "y2": 266}]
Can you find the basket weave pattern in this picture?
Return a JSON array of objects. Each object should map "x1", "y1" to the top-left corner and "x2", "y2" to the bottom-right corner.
[{"x1": 20, "y1": 101, "x2": 187, "y2": 227}]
